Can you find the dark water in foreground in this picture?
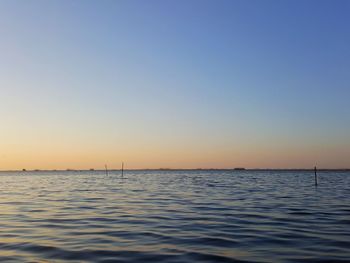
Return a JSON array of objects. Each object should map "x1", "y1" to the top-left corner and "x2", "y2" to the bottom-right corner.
[{"x1": 0, "y1": 170, "x2": 349, "y2": 262}]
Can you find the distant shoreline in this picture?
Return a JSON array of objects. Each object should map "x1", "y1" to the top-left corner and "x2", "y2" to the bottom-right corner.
[{"x1": 1, "y1": 168, "x2": 349, "y2": 172}]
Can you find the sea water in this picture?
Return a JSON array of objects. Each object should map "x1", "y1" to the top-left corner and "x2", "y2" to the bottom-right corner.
[{"x1": 0, "y1": 170, "x2": 349, "y2": 262}]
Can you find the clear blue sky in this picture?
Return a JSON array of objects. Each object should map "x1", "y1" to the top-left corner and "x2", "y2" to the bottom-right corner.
[{"x1": 0, "y1": 0, "x2": 349, "y2": 169}]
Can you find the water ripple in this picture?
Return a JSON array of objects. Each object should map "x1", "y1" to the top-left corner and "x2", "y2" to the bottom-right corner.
[{"x1": 0, "y1": 170, "x2": 349, "y2": 262}]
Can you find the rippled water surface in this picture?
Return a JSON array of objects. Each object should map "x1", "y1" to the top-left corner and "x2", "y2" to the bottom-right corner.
[{"x1": 0, "y1": 170, "x2": 349, "y2": 262}]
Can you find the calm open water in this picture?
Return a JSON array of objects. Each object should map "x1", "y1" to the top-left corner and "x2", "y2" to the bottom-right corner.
[{"x1": 0, "y1": 170, "x2": 349, "y2": 262}]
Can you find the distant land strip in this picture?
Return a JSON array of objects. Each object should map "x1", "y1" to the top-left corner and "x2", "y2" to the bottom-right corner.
[{"x1": 0, "y1": 168, "x2": 349, "y2": 172}]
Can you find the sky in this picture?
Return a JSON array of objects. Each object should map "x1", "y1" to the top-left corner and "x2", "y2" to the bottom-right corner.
[{"x1": 0, "y1": 0, "x2": 349, "y2": 170}]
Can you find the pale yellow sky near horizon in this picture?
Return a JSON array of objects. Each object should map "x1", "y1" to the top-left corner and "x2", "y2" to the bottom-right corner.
[{"x1": 1, "y1": 135, "x2": 349, "y2": 170}]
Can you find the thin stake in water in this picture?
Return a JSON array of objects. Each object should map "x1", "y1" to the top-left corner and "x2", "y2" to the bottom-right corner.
[
  {"x1": 314, "y1": 166, "x2": 318, "y2": 186},
  {"x1": 121, "y1": 162, "x2": 124, "y2": 178},
  {"x1": 105, "y1": 164, "x2": 108, "y2": 176}
]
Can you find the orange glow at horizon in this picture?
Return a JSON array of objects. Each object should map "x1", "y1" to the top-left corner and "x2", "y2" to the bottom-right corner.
[{"x1": 1, "y1": 134, "x2": 349, "y2": 170}]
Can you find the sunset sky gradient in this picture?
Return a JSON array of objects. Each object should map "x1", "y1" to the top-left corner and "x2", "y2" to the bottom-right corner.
[{"x1": 0, "y1": 0, "x2": 349, "y2": 170}]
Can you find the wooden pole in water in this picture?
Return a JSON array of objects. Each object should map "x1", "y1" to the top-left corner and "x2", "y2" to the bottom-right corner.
[
  {"x1": 314, "y1": 166, "x2": 318, "y2": 186},
  {"x1": 105, "y1": 164, "x2": 108, "y2": 176},
  {"x1": 121, "y1": 162, "x2": 124, "y2": 178}
]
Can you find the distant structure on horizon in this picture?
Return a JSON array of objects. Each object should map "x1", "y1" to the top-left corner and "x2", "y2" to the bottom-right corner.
[{"x1": 234, "y1": 168, "x2": 246, "y2": 171}]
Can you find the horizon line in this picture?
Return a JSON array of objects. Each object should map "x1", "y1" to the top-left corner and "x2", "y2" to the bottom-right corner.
[{"x1": 1, "y1": 168, "x2": 350, "y2": 172}]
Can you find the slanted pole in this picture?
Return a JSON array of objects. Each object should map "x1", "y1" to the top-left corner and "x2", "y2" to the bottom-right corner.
[
  {"x1": 314, "y1": 166, "x2": 318, "y2": 186},
  {"x1": 105, "y1": 164, "x2": 108, "y2": 176}
]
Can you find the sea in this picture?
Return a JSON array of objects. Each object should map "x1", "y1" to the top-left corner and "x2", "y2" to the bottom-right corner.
[{"x1": 0, "y1": 170, "x2": 349, "y2": 262}]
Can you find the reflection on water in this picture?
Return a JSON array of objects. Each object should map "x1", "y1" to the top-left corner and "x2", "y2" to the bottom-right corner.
[{"x1": 0, "y1": 170, "x2": 349, "y2": 262}]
